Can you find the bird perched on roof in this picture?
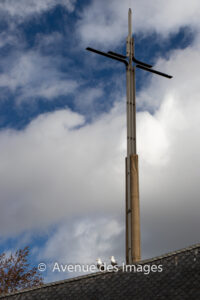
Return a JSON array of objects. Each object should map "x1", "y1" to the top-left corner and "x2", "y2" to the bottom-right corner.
[
  {"x1": 110, "y1": 256, "x2": 117, "y2": 267},
  {"x1": 96, "y1": 258, "x2": 105, "y2": 271}
]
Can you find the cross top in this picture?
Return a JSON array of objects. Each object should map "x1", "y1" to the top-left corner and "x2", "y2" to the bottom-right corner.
[{"x1": 86, "y1": 8, "x2": 172, "y2": 78}]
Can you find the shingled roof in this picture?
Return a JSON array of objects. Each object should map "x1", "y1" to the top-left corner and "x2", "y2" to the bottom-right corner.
[{"x1": 1, "y1": 243, "x2": 200, "y2": 299}]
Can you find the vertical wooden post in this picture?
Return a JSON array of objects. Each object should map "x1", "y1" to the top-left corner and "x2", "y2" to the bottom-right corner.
[
  {"x1": 126, "y1": 8, "x2": 141, "y2": 264},
  {"x1": 130, "y1": 154, "x2": 141, "y2": 262}
]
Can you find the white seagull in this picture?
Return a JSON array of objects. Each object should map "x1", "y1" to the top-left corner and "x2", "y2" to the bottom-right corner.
[
  {"x1": 96, "y1": 258, "x2": 105, "y2": 271},
  {"x1": 110, "y1": 256, "x2": 117, "y2": 267}
]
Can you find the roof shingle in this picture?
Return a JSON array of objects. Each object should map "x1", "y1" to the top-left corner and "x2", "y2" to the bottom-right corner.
[{"x1": 1, "y1": 243, "x2": 200, "y2": 299}]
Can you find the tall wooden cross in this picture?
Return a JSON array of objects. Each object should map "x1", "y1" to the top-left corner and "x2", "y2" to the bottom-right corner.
[{"x1": 86, "y1": 8, "x2": 172, "y2": 265}]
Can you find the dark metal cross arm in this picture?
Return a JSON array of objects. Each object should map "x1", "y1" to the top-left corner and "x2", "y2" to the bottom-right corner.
[
  {"x1": 132, "y1": 57, "x2": 152, "y2": 68},
  {"x1": 86, "y1": 47, "x2": 128, "y2": 66},
  {"x1": 107, "y1": 51, "x2": 152, "y2": 69},
  {"x1": 136, "y1": 64, "x2": 173, "y2": 79},
  {"x1": 107, "y1": 51, "x2": 127, "y2": 59},
  {"x1": 86, "y1": 47, "x2": 173, "y2": 78},
  {"x1": 108, "y1": 51, "x2": 153, "y2": 68}
]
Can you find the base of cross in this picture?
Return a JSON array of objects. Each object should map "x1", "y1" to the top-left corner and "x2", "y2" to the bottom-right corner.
[{"x1": 126, "y1": 154, "x2": 141, "y2": 264}]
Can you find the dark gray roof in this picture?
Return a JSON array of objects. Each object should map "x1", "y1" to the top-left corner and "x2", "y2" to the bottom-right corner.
[{"x1": 1, "y1": 243, "x2": 200, "y2": 299}]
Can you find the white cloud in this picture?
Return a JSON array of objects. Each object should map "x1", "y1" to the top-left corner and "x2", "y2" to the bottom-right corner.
[
  {"x1": 77, "y1": 0, "x2": 200, "y2": 47},
  {"x1": 0, "y1": 0, "x2": 76, "y2": 49},
  {"x1": 35, "y1": 217, "x2": 123, "y2": 282},
  {"x1": 0, "y1": 0, "x2": 76, "y2": 19},
  {"x1": 137, "y1": 41, "x2": 200, "y2": 111},
  {"x1": 0, "y1": 30, "x2": 19, "y2": 48},
  {"x1": 137, "y1": 42, "x2": 200, "y2": 256},
  {"x1": 137, "y1": 110, "x2": 170, "y2": 166},
  {"x1": 74, "y1": 87, "x2": 104, "y2": 113},
  {"x1": 0, "y1": 104, "x2": 126, "y2": 236},
  {"x1": 40, "y1": 218, "x2": 123, "y2": 264},
  {"x1": 0, "y1": 51, "x2": 78, "y2": 101}
]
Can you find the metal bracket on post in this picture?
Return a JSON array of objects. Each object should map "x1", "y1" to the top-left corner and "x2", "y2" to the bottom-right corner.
[{"x1": 126, "y1": 37, "x2": 134, "y2": 58}]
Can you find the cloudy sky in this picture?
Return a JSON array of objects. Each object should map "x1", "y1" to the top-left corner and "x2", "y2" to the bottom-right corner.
[{"x1": 1, "y1": 0, "x2": 200, "y2": 283}]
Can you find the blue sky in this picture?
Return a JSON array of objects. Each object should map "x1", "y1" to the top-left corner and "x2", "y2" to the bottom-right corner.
[{"x1": 1, "y1": 0, "x2": 200, "y2": 283}]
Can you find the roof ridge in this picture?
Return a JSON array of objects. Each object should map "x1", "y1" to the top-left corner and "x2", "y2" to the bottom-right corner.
[{"x1": 1, "y1": 242, "x2": 200, "y2": 298}]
